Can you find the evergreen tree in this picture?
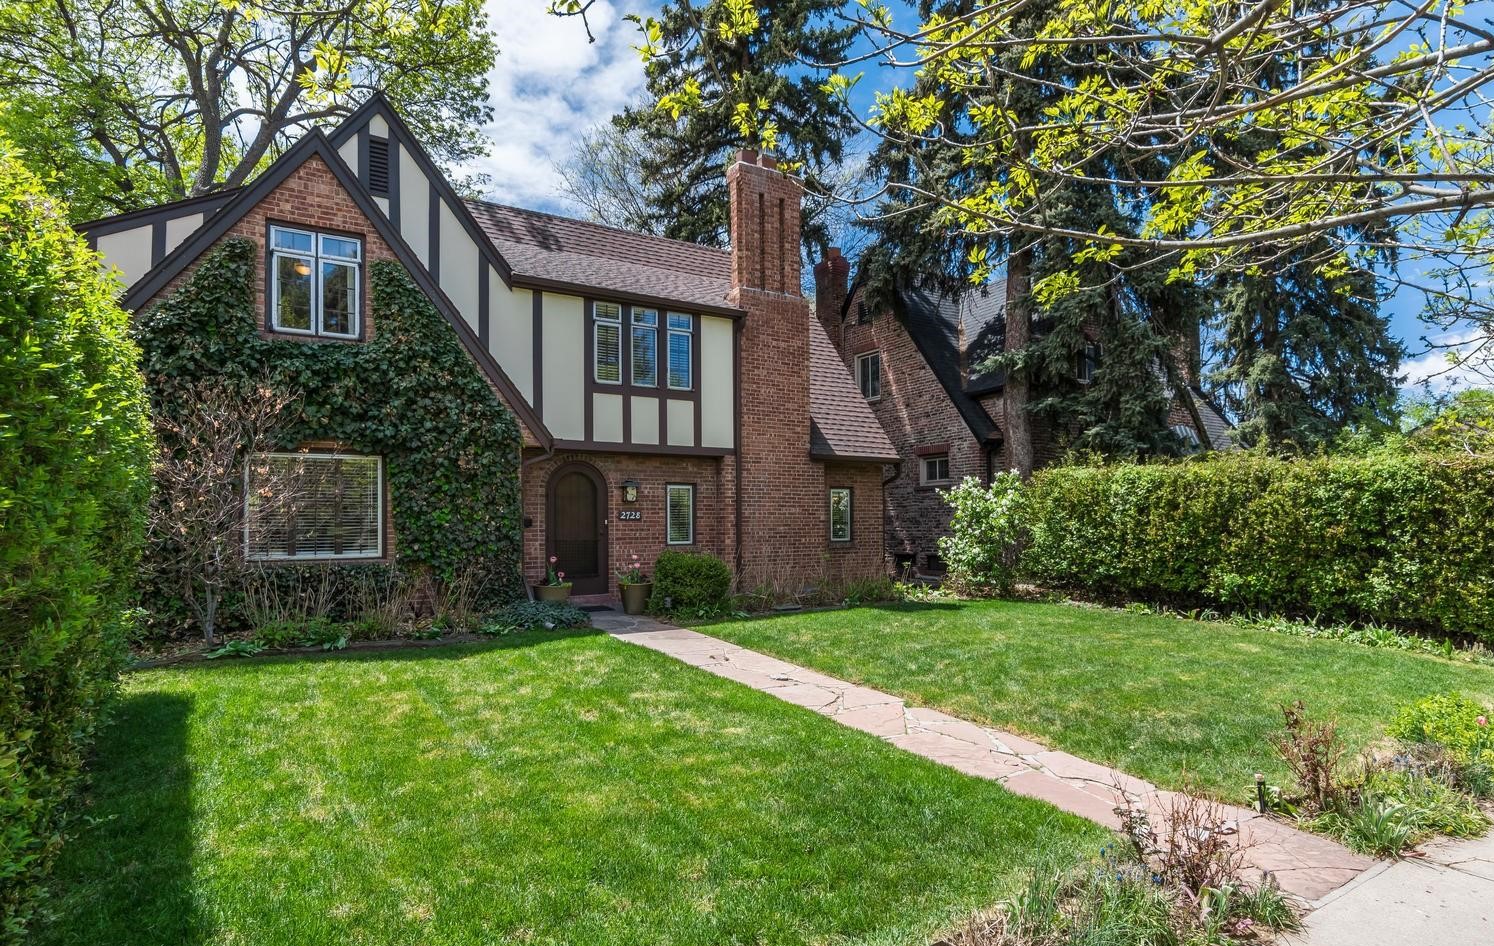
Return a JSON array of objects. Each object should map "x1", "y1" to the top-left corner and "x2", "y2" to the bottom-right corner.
[{"x1": 614, "y1": 0, "x2": 857, "y2": 253}]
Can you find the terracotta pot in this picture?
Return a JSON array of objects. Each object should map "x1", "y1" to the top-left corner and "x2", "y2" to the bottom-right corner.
[
  {"x1": 535, "y1": 583, "x2": 572, "y2": 603},
  {"x1": 621, "y1": 581, "x2": 653, "y2": 615}
]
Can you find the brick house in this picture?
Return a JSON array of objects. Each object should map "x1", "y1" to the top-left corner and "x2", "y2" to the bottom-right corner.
[
  {"x1": 83, "y1": 96, "x2": 896, "y2": 602},
  {"x1": 813, "y1": 257, "x2": 1234, "y2": 576}
]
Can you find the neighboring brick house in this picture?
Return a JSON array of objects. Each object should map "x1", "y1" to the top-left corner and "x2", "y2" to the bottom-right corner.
[
  {"x1": 814, "y1": 256, "x2": 1234, "y2": 576},
  {"x1": 83, "y1": 96, "x2": 896, "y2": 602}
]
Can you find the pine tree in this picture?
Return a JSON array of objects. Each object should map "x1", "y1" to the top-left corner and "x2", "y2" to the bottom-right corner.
[{"x1": 613, "y1": 0, "x2": 857, "y2": 253}]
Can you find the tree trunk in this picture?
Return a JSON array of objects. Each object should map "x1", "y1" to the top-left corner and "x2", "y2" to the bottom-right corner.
[
  {"x1": 202, "y1": 585, "x2": 218, "y2": 643},
  {"x1": 1004, "y1": 243, "x2": 1035, "y2": 478}
]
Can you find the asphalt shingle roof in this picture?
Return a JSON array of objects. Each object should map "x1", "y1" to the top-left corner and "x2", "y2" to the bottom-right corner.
[
  {"x1": 896, "y1": 284, "x2": 1003, "y2": 444},
  {"x1": 464, "y1": 200, "x2": 739, "y2": 314},
  {"x1": 809, "y1": 317, "x2": 899, "y2": 462}
]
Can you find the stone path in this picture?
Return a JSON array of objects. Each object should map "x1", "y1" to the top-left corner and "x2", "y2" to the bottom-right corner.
[{"x1": 592, "y1": 611, "x2": 1372, "y2": 903}]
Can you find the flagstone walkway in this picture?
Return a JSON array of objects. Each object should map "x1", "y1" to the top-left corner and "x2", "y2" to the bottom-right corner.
[{"x1": 593, "y1": 611, "x2": 1373, "y2": 904}]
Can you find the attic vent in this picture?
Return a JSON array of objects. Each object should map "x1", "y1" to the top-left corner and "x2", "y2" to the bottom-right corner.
[
  {"x1": 857, "y1": 300, "x2": 870, "y2": 324},
  {"x1": 368, "y1": 136, "x2": 391, "y2": 194}
]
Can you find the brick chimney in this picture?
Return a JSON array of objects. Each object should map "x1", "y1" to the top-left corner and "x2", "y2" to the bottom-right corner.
[
  {"x1": 726, "y1": 150, "x2": 822, "y2": 585},
  {"x1": 813, "y1": 247, "x2": 850, "y2": 343}
]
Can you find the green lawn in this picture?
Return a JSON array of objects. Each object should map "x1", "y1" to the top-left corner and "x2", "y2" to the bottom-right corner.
[
  {"x1": 704, "y1": 600, "x2": 1494, "y2": 800},
  {"x1": 35, "y1": 629, "x2": 1104, "y2": 946}
]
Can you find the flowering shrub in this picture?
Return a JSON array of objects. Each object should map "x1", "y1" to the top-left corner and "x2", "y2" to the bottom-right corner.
[{"x1": 938, "y1": 473, "x2": 1026, "y2": 595}]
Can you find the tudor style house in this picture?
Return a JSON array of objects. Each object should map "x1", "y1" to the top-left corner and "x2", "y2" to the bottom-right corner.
[
  {"x1": 812, "y1": 254, "x2": 1234, "y2": 577},
  {"x1": 83, "y1": 96, "x2": 896, "y2": 600}
]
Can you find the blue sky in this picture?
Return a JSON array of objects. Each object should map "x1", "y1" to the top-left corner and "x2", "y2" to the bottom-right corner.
[{"x1": 474, "y1": 2, "x2": 1479, "y2": 393}]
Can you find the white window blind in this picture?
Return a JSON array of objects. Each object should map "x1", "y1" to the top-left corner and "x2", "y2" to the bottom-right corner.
[
  {"x1": 594, "y1": 302, "x2": 622, "y2": 383},
  {"x1": 667, "y1": 313, "x2": 693, "y2": 390},
  {"x1": 245, "y1": 453, "x2": 383, "y2": 560},
  {"x1": 632, "y1": 308, "x2": 658, "y2": 386},
  {"x1": 666, "y1": 484, "x2": 694, "y2": 545}
]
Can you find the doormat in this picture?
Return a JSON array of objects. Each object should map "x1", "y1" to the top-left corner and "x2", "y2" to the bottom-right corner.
[{"x1": 579, "y1": 605, "x2": 617, "y2": 613}]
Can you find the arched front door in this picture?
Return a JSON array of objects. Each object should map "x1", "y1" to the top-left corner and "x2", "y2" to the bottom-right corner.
[{"x1": 546, "y1": 463, "x2": 608, "y2": 596}]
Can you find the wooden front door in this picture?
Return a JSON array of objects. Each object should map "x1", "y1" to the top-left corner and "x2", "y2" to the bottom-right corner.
[{"x1": 547, "y1": 463, "x2": 607, "y2": 596}]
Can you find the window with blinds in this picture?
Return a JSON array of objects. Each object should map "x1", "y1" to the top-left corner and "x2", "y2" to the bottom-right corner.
[
  {"x1": 244, "y1": 453, "x2": 383, "y2": 560},
  {"x1": 666, "y1": 483, "x2": 694, "y2": 545},
  {"x1": 594, "y1": 302, "x2": 622, "y2": 383},
  {"x1": 667, "y1": 312, "x2": 693, "y2": 390},
  {"x1": 632, "y1": 308, "x2": 658, "y2": 386}
]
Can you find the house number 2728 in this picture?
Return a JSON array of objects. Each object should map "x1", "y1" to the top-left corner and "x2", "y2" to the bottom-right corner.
[{"x1": 618, "y1": 510, "x2": 643, "y2": 521}]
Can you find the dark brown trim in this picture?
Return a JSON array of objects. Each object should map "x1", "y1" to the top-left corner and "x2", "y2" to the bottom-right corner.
[
  {"x1": 75, "y1": 189, "x2": 240, "y2": 237},
  {"x1": 544, "y1": 460, "x2": 609, "y2": 596},
  {"x1": 810, "y1": 449, "x2": 901, "y2": 464},
  {"x1": 532, "y1": 290, "x2": 544, "y2": 418},
  {"x1": 512, "y1": 274, "x2": 744, "y2": 320},
  {"x1": 428, "y1": 181, "x2": 440, "y2": 281},
  {"x1": 913, "y1": 443, "x2": 951, "y2": 457},
  {"x1": 387, "y1": 139, "x2": 401, "y2": 228},
  {"x1": 550, "y1": 439, "x2": 732, "y2": 458},
  {"x1": 583, "y1": 298, "x2": 595, "y2": 442},
  {"x1": 357, "y1": 125, "x2": 370, "y2": 191},
  {"x1": 692, "y1": 313, "x2": 703, "y2": 447},
  {"x1": 478, "y1": 258, "x2": 490, "y2": 349},
  {"x1": 151, "y1": 221, "x2": 167, "y2": 267},
  {"x1": 116, "y1": 129, "x2": 554, "y2": 450},
  {"x1": 621, "y1": 303, "x2": 633, "y2": 444}
]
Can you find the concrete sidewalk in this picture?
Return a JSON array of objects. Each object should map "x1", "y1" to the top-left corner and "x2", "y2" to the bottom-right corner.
[
  {"x1": 592, "y1": 611, "x2": 1373, "y2": 902},
  {"x1": 1289, "y1": 833, "x2": 1494, "y2": 946}
]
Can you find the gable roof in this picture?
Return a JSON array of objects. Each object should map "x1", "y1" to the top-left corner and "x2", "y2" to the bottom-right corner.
[
  {"x1": 894, "y1": 285, "x2": 1003, "y2": 444},
  {"x1": 111, "y1": 128, "x2": 553, "y2": 449},
  {"x1": 809, "y1": 317, "x2": 899, "y2": 462},
  {"x1": 465, "y1": 201, "x2": 740, "y2": 317}
]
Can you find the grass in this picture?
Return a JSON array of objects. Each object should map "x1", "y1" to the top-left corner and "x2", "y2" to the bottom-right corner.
[
  {"x1": 35, "y1": 628, "x2": 1105, "y2": 946},
  {"x1": 703, "y1": 600, "x2": 1494, "y2": 800}
]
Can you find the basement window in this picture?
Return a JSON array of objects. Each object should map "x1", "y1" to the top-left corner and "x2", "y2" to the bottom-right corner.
[
  {"x1": 244, "y1": 452, "x2": 383, "y2": 560},
  {"x1": 269, "y1": 225, "x2": 362, "y2": 339}
]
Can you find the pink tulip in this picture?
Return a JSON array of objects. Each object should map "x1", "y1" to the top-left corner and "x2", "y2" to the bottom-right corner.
[
  {"x1": 1479, "y1": 716, "x2": 1488, "y2": 727},
  {"x1": 549, "y1": 555, "x2": 558, "y2": 564},
  {"x1": 557, "y1": 571, "x2": 565, "y2": 579}
]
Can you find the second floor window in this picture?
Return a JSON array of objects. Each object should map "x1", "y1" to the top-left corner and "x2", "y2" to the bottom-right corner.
[
  {"x1": 667, "y1": 313, "x2": 693, "y2": 390},
  {"x1": 1077, "y1": 342, "x2": 1101, "y2": 384},
  {"x1": 270, "y1": 226, "x2": 361, "y2": 338},
  {"x1": 594, "y1": 302, "x2": 622, "y2": 383},
  {"x1": 632, "y1": 308, "x2": 658, "y2": 387},
  {"x1": 856, "y1": 351, "x2": 882, "y2": 401}
]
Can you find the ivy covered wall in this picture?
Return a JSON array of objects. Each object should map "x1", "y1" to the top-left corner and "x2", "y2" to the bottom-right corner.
[{"x1": 133, "y1": 238, "x2": 524, "y2": 632}]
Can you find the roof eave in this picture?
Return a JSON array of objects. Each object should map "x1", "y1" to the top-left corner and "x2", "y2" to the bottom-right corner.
[{"x1": 509, "y1": 273, "x2": 745, "y2": 319}]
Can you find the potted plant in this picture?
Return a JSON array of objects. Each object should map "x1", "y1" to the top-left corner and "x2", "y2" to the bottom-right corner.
[
  {"x1": 616, "y1": 553, "x2": 652, "y2": 615},
  {"x1": 536, "y1": 556, "x2": 571, "y2": 602}
]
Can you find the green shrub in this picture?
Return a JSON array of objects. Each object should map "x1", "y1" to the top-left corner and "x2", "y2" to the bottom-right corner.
[
  {"x1": 0, "y1": 140, "x2": 153, "y2": 936},
  {"x1": 1015, "y1": 451, "x2": 1494, "y2": 640},
  {"x1": 938, "y1": 473, "x2": 1026, "y2": 595},
  {"x1": 1388, "y1": 693, "x2": 1494, "y2": 771},
  {"x1": 648, "y1": 551, "x2": 733, "y2": 616},
  {"x1": 482, "y1": 600, "x2": 590, "y2": 634}
]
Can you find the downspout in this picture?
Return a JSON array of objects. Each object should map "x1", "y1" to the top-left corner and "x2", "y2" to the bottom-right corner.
[{"x1": 882, "y1": 460, "x2": 901, "y2": 576}]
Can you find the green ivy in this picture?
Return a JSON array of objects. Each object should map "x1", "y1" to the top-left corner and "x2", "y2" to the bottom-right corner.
[
  {"x1": 133, "y1": 239, "x2": 524, "y2": 632},
  {"x1": 0, "y1": 139, "x2": 152, "y2": 938}
]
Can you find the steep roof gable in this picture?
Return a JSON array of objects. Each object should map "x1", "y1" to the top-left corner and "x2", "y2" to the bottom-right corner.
[
  {"x1": 809, "y1": 317, "x2": 899, "y2": 462},
  {"x1": 113, "y1": 127, "x2": 553, "y2": 449}
]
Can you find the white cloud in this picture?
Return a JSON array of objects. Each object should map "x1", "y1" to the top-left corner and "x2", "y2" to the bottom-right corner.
[
  {"x1": 1401, "y1": 327, "x2": 1494, "y2": 395},
  {"x1": 467, "y1": 2, "x2": 647, "y2": 212}
]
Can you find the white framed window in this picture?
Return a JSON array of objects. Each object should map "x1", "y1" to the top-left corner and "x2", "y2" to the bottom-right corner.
[
  {"x1": 270, "y1": 226, "x2": 361, "y2": 338},
  {"x1": 1172, "y1": 423, "x2": 1202, "y2": 453},
  {"x1": 667, "y1": 313, "x2": 694, "y2": 390},
  {"x1": 829, "y1": 487, "x2": 852, "y2": 542},
  {"x1": 666, "y1": 483, "x2": 695, "y2": 545},
  {"x1": 244, "y1": 452, "x2": 383, "y2": 560},
  {"x1": 593, "y1": 301, "x2": 622, "y2": 384},
  {"x1": 632, "y1": 308, "x2": 659, "y2": 387},
  {"x1": 921, "y1": 454, "x2": 951, "y2": 485},
  {"x1": 856, "y1": 351, "x2": 882, "y2": 401},
  {"x1": 1077, "y1": 342, "x2": 1101, "y2": 384}
]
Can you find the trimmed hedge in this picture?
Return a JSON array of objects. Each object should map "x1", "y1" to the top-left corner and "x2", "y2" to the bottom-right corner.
[
  {"x1": 1021, "y1": 451, "x2": 1494, "y2": 642},
  {"x1": 649, "y1": 551, "x2": 733, "y2": 616},
  {"x1": 1018, "y1": 452, "x2": 1494, "y2": 641},
  {"x1": 132, "y1": 239, "x2": 525, "y2": 634},
  {"x1": 0, "y1": 142, "x2": 153, "y2": 935}
]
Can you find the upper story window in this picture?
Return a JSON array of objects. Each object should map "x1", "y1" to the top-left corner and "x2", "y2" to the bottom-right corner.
[
  {"x1": 829, "y1": 487, "x2": 852, "y2": 542},
  {"x1": 244, "y1": 452, "x2": 383, "y2": 561},
  {"x1": 921, "y1": 454, "x2": 951, "y2": 486},
  {"x1": 856, "y1": 351, "x2": 882, "y2": 401},
  {"x1": 594, "y1": 302, "x2": 622, "y2": 384},
  {"x1": 1171, "y1": 423, "x2": 1202, "y2": 454},
  {"x1": 270, "y1": 226, "x2": 361, "y2": 339},
  {"x1": 667, "y1": 313, "x2": 694, "y2": 390},
  {"x1": 632, "y1": 308, "x2": 659, "y2": 387},
  {"x1": 1077, "y1": 342, "x2": 1101, "y2": 384}
]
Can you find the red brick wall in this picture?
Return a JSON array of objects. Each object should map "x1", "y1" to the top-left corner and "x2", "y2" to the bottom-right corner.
[
  {"x1": 828, "y1": 286, "x2": 988, "y2": 569},
  {"x1": 520, "y1": 450, "x2": 736, "y2": 596},
  {"x1": 728, "y1": 153, "x2": 885, "y2": 586}
]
